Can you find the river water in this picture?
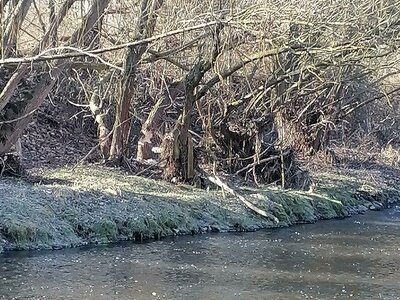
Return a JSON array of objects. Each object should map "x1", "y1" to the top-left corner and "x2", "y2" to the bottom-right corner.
[{"x1": 1, "y1": 207, "x2": 399, "y2": 300}]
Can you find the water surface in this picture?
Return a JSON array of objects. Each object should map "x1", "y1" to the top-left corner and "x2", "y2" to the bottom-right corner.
[{"x1": 1, "y1": 207, "x2": 399, "y2": 299}]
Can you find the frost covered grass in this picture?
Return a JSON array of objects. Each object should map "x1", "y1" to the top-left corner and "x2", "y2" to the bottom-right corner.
[{"x1": 0, "y1": 166, "x2": 398, "y2": 252}]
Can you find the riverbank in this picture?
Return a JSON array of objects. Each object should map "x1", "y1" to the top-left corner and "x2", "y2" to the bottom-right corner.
[{"x1": 1, "y1": 165, "x2": 399, "y2": 252}]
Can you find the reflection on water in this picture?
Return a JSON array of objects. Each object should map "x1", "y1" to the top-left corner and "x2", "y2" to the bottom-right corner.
[{"x1": 1, "y1": 207, "x2": 399, "y2": 300}]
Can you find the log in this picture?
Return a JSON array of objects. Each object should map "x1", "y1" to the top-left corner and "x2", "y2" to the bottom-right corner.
[{"x1": 208, "y1": 175, "x2": 279, "y2": 223}]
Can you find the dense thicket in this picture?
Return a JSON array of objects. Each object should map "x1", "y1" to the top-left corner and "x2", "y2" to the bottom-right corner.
[{"x1": 0, "y1": 0, "x2": 399, "y2": 185}]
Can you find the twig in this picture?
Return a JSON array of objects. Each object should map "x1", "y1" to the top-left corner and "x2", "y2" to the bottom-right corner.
[{"x1": 235, "y1": 150, "x2": 290, "y2": 175}]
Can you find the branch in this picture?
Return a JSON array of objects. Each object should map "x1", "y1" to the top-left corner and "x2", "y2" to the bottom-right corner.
[
  {"x1": 235, "y1": 151, "x2": 290, "y2": 175},
  {"x1": 208, "y1": 175, "x2": 279, "y2": 223},
  {"x1": 196, "y1": 47, "x2": 292, "y2": 100},
  {"x1": 342, "y1": 86, "x2": 400, "y2": 117},
  {"x1": 0, "y1": 20, "x2": 227, "y2": 66},
  {"x1": 195, "y1": 42, "x2": 378, "y2": 101}
]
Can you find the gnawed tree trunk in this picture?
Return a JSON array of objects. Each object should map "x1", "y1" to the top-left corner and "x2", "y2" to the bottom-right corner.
[
  {"x1": 89, "y1": 74, "x2": 112, "y2": 159},
  {"x1": 108, "y1": 0, "x2": 163, "y2": 163},
  {"x1": 0, "y1": 0, "x2": 110, "y2": 161},
  {"x1": 161, "y1": 25, "x2": 222, "y2": 182},
  {"x1": 136, "y1": 81, "x2": 184, "y2": 161},
  {"x1": 136, "y1": 95, "x2": 168, "y2": 161}
]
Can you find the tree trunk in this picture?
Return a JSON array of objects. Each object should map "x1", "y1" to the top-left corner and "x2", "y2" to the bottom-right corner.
[
  {"x1": 48, "y1": 0, "x2": 56, "y2": 47},
  {"x1": 136, "y1": 96, "x2": 167, "y2": 161},
  {"x1": 108, "y1": 0, "x2": 163, "y2": 163},
  {"x1": 161, "y1": 25, "x2": 222, "y2": 181},
  {"x1": 0, "y1": 0, "x2": 32, "y2": 166},
  {"x1": 0, "y1": 0, "x2": 10, "y2": 13},
  {"x1": 89, "y1": 75, "x2": 111, "y2": 159},
  {"x1": 136, "y1": 81, "x2": 184, "y2": 161},
  {"x1": 0, "y1": 0, "x2": 77, "y2": 112}
]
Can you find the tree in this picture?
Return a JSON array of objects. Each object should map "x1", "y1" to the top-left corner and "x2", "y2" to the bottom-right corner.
[{"x1": 108, "y1": 0, "x2": 164, "y2": 164}]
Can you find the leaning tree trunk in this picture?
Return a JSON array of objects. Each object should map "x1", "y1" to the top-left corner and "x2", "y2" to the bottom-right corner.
[
  {"x1": 0, "y1": 0, "x2": 77, "y2": 114},
  {"x1": 0, "y1": 0, "x2": 33, "y2": 173},
  {"x1": 108, "y1": 0, "x2": 163, "y2": 164}
]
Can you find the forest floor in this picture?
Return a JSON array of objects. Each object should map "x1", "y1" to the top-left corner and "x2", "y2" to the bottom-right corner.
[{"x1": 1, "y1": 99, "x2": 400, "y2": 252}]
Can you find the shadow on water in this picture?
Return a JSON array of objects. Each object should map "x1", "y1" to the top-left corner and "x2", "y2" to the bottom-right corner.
[{"x1": 1, "y1": 207, "x2": 400, "y2": 299}]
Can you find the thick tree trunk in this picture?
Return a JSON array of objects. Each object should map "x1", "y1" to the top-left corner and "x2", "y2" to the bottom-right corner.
[
  {"x1": 162, "y1": 34, "x2": 221, "y2": 181},
  {"x1": 108, "y1": 0, "x2": 163, "y2": 163}
]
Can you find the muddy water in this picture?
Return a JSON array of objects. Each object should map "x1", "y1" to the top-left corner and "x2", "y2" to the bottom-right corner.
[{"x1": 1, "y1": 207, "x2": 399, "y2": 300}]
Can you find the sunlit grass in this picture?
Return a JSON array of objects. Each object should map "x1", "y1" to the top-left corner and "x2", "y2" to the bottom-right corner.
[{"x1": 0, "y1": 165, "x2": 398, "y2": 252}]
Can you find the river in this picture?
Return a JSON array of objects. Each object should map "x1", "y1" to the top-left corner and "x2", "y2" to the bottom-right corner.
[{"x1": 1, "y1": 206, "x2": 399, "y2": 300}]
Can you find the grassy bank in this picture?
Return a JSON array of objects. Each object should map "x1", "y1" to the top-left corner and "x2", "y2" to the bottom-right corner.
[{"x1": 0, "y1": 166, "x2": 399, "y2": 252}]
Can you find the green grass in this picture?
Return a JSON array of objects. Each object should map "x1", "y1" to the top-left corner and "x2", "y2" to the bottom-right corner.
[{"x1": 0, "y1": 165, "x2": 398, "y2": 252}]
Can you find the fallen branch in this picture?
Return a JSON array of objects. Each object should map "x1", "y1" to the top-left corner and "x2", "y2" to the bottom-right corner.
[{"x1": 208, "y1": 175, "x2": 279, "y2": 223}]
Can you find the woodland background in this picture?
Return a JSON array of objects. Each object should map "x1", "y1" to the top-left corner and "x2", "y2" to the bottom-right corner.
[{"x1": 0, "y1": 0, "x2": 399, "y2": 188}]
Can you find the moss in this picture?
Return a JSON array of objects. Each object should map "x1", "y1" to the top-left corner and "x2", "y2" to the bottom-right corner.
[
  {"x1": 5, "y1": 223, "x2": 29, "y2": 246},
  {"x1": 0, "y1": 165, "x2": 398, "y2": 251},
  {"x1": 91, "y1": 219, "x2": 118, "y2": 242},
  {"x1": 271, "y1": 204, "x2": 290, "y2": 225},
  {"x1": 312, "y1": 199, "x2": 339, "y2": 219},
  {"x1": 2, "y1": 222, "x2": 52, "y2": 248},
  {"x1": 290, "y1": 197, "x2": 317, "y2": 223}
]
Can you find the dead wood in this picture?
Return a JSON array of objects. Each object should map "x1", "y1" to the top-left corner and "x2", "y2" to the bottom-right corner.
[{"x1": 208, "y1": 175, "x2": 279, "y2": 223}]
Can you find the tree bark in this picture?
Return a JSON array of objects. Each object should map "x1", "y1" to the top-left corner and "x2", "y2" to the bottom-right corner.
[
  {"x1": 108, "y1": 0, "x2": 163, "y2": 163},
  {"x1": 48, "y1": 0, "x2": 56, "y2": 47},
  {"x1": 0, "y1": 0, "x2": 77, "y2": 112},
  {"x1": 0, "y1": 0, "x2": 10, "y2": 12},
  {"x1": 89, "y1": 75, "x2": 111, "y2": 159},
  {"x1": 162, "y1": 25, "x2": 222, "y2": 181},
  {"x1": 136, "y1": 81, "x2": 184, "y2": 161}
]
